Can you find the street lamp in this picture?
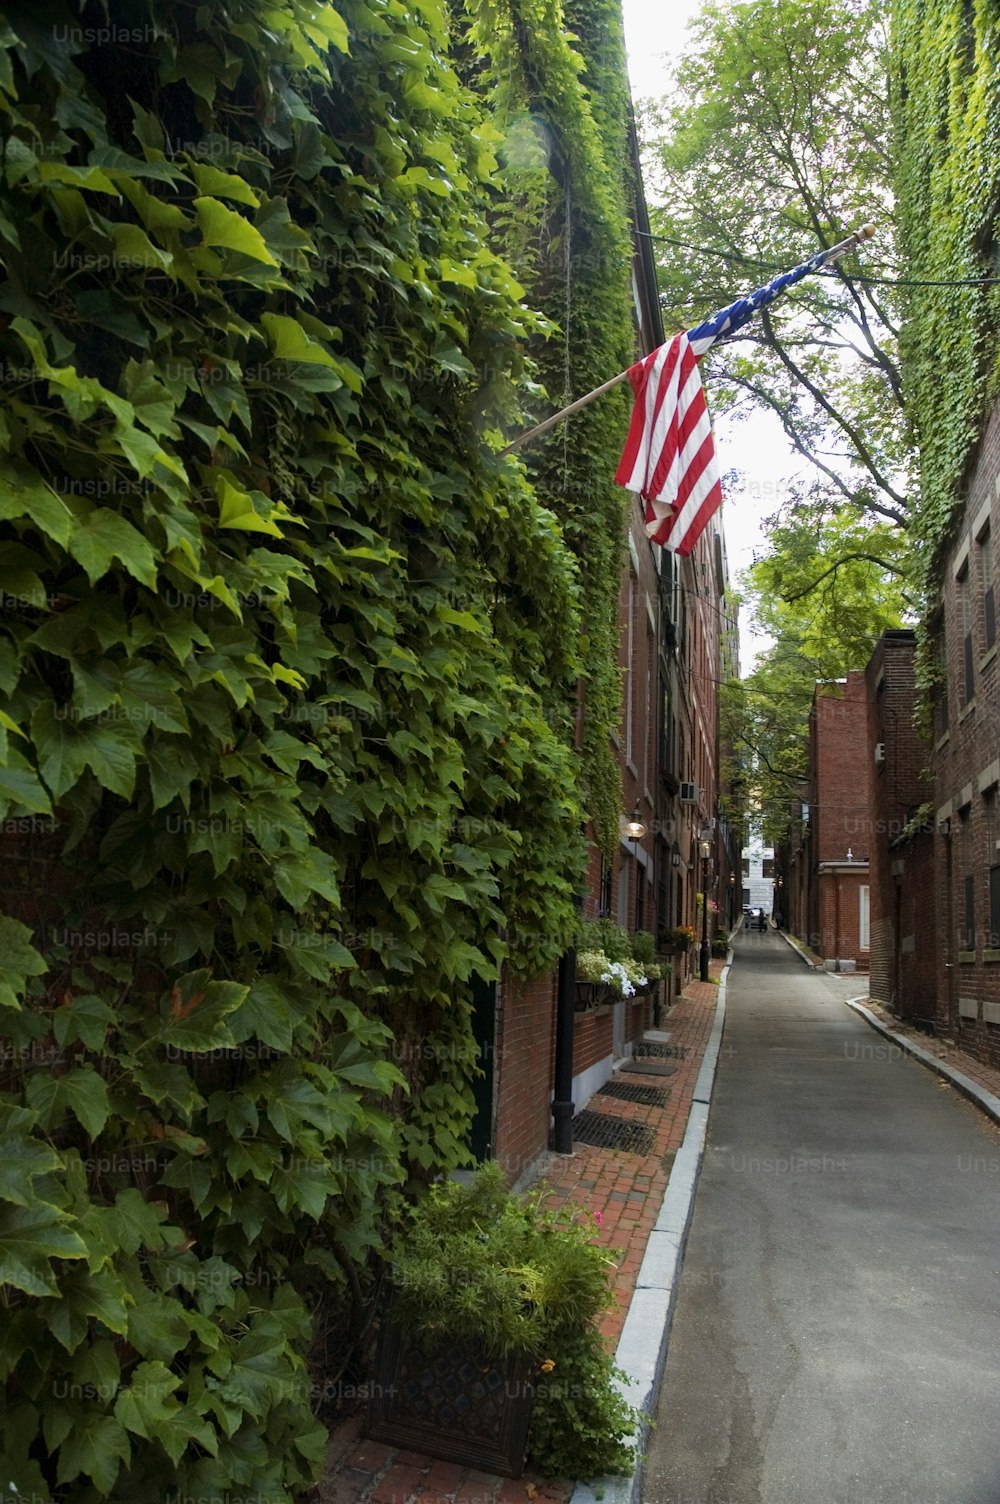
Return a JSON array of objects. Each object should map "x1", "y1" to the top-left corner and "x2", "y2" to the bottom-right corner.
[
  {"x1": 624, "y1": 803, "x2": 647, "y2": 841},
  {"x1": 699, "y1": 836, "x2": 711, "y2": 983},
  {"x1": 624, "y1": 803, "x2": 647, "y2": 932}
]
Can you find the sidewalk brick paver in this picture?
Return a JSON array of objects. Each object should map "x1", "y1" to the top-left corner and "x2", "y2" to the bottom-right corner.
[{"x1": 317, "y1": 963, "x2": 725, "y2": 1504}]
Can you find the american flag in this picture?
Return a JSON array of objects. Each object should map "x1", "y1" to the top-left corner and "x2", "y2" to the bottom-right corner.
[{"x1": 615, "y1": 246, "x2": 835, "y2": 555}]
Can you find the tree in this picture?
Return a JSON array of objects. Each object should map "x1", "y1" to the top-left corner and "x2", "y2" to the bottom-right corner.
[
  {"x1": 726, "y1": 505, "x2": 911, "y2": 841},
  {"x1": 640, "y1": 0, "x2": 912, "y2": 571}
]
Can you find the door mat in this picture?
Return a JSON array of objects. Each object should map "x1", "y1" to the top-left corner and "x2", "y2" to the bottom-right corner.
[{"x1": 598, "y1": 1079, "x2": 671, "y2": 1107}]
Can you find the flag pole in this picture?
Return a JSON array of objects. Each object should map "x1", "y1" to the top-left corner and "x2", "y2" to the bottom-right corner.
[{"x1": 498, "y1": 223, "x2": 876, "y2": 458}]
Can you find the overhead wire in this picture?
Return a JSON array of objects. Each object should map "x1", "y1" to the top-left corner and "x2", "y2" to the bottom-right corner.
[{"x1": 634, "y1": 227, "x2": 1000, "y2": 288}]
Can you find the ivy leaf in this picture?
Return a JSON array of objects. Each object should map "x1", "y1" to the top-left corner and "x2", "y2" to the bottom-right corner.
[
  {"x1": 104, "y1": 1189, "x2": 170, "y2": 1256},
  {"x1": 26, "y1": 1066, "x2": 112, "y2": 1139},
  {"x1": 55, "y1": 1412, "x2": 131, "y2": 1493},
  {"x1": 71, "y1": 507, "x2": 159, "y2": 587},
  {"x1": 32, "y1": 703, "x2": 137, "y2": 800},
  {"x1": 217, "y1": 478, "x2": 284, "y2": 536},
  {"x1": 53, "y1": 993, "x2": 117, "y2": 1051},
  {"x1": 46, "y1": 1267, "x2": 131, "y2": 1351},
  {"x1": 271, "y1": 1160, "x2": 336, "y2": 1219},
  {"x1": 190, "y1": 162, "x2": 260, "y2": 206},
  {"x1": 0, "y1": 751, "x2": 55, "y2": 818},
  {"x1": 194, "y1": 197, "x2": 279, "y2": 266},
  {"x1": 0, "y1": 913, "x2": 46, "y2": 1009},
  {"x1": 0, "y1": 1106, "x2": 62, "y2": 1207},
  {"x1": 260, "y1": 312, "x2": 344, "y2": 371},
  {"x1": 114, "y1": 1357, "x2": 182, "y2": 1438},
  {"x1": 158, "y1": 975, "x2": 249, "y2": 1053},
  {"x1": 229, "y1": 976, "x2": 295, "y2": 1053},
  {"x1": 0, "y1": 1201, "x2": 88, "y2": 1297},
  {"x1": 0, "y1": 465, "x2": 74, "y2": 545}
]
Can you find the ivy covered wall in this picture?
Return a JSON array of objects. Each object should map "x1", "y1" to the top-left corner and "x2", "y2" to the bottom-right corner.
[
  {"x1": 462, "y1": 0, "x2": 639, "y2": 856},
  {"x1": 892, "y1": 0, "x2": 1000, "y2": 561},
  {"x1": 0, "y1": 0, "x2": 605, "y2": 1494}
]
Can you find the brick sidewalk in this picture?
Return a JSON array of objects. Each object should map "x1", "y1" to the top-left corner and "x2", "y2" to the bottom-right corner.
[{"x1": 315, "y1": 963, "x2": 725, "y2": 1504}]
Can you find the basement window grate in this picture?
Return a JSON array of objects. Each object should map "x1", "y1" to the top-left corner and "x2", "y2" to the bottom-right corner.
[
  {"x1": 598, "y1": 1080, "x2": 670, "y2": 1107},
  {"x1": 571, "y1": 1110, "x2": 657, "y2": 1156},
  {"x1": 633, "y1": 1042, "x2": 688, "y2": 1059}
]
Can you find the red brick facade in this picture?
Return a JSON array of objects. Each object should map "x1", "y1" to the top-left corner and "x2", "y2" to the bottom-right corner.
[
  {"x1": 492, "y1": 970, "x2": 557, "y2": 1184},
  {"x1": 786, "y1": 671, "x2": 871, "y2": 967}
]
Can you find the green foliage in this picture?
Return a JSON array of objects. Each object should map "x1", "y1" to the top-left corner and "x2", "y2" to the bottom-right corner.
[
  {"x1": 728, "y1": 504, "x2": 910, "y2": 839},
  {"x1": 388, "y1": 1162, "x2": 639, "y2": 1478},
  {"x1": 0, "y1": 0, "x2": 595, "y2": 1493},
  {"x1": 641, "y1": 0, "x2": 910, "y2": 540},
  {"x1": 892, "y1": 0, "x2": 1000, "y2": 562},
  {"x1": 630, "y1": 929, "x2": 656, "y2": 966},
  {"x1": 461, "y1": 0, "x2": 638, "y2": 855},
  {"x1": 578, "y1": 916, "x2": 631, "y2": 962}
]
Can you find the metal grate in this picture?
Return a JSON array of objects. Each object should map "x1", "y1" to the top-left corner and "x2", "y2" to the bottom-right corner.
[
  {"x1": 633, "y1": 1041, "x2": 688, "y2": 1060},
  {"x1": 571, "y1": 1110, "x2": 657, "y2": 1155},
  {"x1": 598, "y1": 1079, "x2": 670, "y2": 1107}
]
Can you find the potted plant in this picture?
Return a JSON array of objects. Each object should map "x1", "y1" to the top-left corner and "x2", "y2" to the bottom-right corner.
[
  {"x1": 665, "y1": 924, "x2": 696, "y2": 953},
  {"x1": 575, "y1": 948, "x2": 616, "y2": 1008},
  {"x1": 366, "y1": 1163, "x2": 639, "y2": 1479}
]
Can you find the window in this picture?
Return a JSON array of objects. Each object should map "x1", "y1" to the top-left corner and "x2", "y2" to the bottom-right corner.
[
  {"x1": 964, "y1": 875, "x2": 975, "y2": 951},
  {"x1": 742, "y1": 857, "x2": 750, "y2": 877},
  {"x1": 617, "y1": 862, "x2": 629, "y2": 926},
  {"x1": 859, "y1": 885, "x2": 870, "y2": 950},
  {"x1": 987, "y1": 789, "x2": 999, "y2": 946},
  {"x1": 599, "y1": 855, "x2": 613, "y2": 917},
  {"x1": 762, "y1": 857, "x2": 774, "y2": 878},
  {"x1": 635, "y1": 862, "x2": 646, "y2": 932},
  {"x1": 961, "y1": 806, "x2": 974, "y2": 949},
  {"x1": 981, "y1": 524, "x2": 996, "y2": 652},
  {"x1": 959, "y1": 564, "x2": 974, "y2": 704}
]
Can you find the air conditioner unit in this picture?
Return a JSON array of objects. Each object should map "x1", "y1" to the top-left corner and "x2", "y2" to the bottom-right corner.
[
  {"x1": 874, "y1": 743, "x2": 885, "y2": 764},
  {"x1": 679, "y1": 781, "x2": 698, "y2": 804}
]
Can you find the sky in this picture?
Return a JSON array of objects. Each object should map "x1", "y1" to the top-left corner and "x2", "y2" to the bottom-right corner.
[{"x1": 620, "y1": 0, "x2": 797, "y2": 669}]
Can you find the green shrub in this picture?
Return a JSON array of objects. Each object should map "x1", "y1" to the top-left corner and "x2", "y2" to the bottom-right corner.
[
  {"x1": 631, "y1": 930, "x2": 657, "y2": 966},
  {"x1": 389, "y1": 1163, "x2": 639, "y2": 1479}
]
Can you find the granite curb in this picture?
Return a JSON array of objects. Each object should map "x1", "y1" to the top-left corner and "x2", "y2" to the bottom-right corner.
[
  {"x1": 844, "y1": 998, "x2": 1000, "y2": 1129},
  {"x1": 568, "y1": 952, "x2": 731, "y2": 1504}
]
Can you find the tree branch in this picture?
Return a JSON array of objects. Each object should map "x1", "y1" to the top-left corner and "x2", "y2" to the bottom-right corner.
[{"x1": 781, "y1": 551, "x2": 909, "y2": 602}]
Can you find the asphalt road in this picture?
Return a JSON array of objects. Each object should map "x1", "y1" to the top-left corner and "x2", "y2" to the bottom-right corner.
[{"x1": 643, "y1": 926, "x2": 1000, "y2": 1504}]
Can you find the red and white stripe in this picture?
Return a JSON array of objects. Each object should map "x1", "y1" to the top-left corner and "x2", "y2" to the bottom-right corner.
[{"x1": 614, "y1": 333, "x2": 723, "y2": 557}]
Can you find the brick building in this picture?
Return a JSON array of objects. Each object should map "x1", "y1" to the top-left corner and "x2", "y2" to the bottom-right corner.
[
  {"x1": 863, "y1": 631, "x2": 936, "y2": 1024},
  {"x1": 785, "y1": 671, "x2": 870, "y2": 970},
  {"x1": 925, "y1": 398, "x2": 1000, "y2": 1065}
]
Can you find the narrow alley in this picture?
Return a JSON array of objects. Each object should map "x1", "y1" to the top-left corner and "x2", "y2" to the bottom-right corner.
[{"x1": 644, "y1": 932, "x2": 1000, "y2": 1504}]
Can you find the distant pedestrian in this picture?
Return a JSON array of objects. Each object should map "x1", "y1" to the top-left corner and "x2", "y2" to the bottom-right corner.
[
  {"x1": 776, "y1": 909, "x2": 784, "y2": 930},
  {"x1": 757, "y1": 910, "x2": 766, "y2": 932}
]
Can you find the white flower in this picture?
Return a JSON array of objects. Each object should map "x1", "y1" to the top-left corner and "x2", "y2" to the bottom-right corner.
[{"x1": 599, "y1": 961, "x2": 635, "y2": 997}]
